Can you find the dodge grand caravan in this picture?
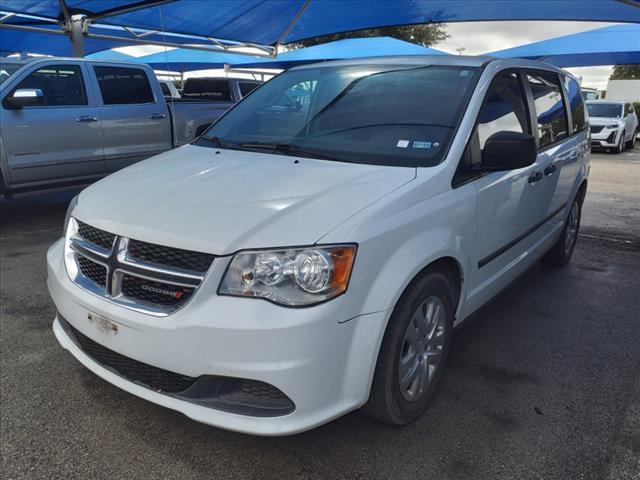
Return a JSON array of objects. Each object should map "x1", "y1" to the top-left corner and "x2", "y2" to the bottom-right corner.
[{"x1": 48, "y1": 56, "x2": 590, "y2": 435}]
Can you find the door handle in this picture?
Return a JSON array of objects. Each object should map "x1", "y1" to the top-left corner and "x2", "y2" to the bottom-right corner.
[
  {"x1": 75, "y1": 116, "x2": 98, "y2": 122},
  {"x1": 544, "y1": 164, "x2": 557, "y2": 176},
  {"x1": 528, "y1": 171, "x2": 543, "y2": 184},
  {"x1": 149, "y1": 113, "x2": 167, "y2": 120}
]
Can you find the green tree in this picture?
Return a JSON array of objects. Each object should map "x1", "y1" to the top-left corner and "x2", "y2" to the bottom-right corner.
[
  {"x1": 287, "y1": 24, "x2": 448, "y2": 49},
  {"x1": 610, "y1": 65, "x2": 640, "y2": 80}
]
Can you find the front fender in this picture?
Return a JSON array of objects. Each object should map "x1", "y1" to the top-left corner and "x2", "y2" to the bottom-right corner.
[{"x1": 323, "y1": 177, "x2": 477, "y2": 324}]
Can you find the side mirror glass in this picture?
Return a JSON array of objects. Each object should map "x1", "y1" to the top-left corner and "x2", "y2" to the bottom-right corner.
[
  {"x1": 3, "y1": 88, "x2": 45, "y2": 109},
  {"x1": 482, "y1": 131, "x2": 537, "y2": 171}
]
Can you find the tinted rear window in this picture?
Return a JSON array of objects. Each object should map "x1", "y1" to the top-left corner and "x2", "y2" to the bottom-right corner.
[
  {"x1": 94, "y1": 66, "x2": 154, "y2": 105},
  {"x1": 183, "y1": 78, "x2": 231, "y2": 101}
]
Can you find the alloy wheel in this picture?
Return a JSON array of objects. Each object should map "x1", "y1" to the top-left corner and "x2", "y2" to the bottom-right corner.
[
  {"x1": 398, "y1": 296, "x2": 446, "y2": 402},
  {"x1": 565, "y1": 201, "x2": 580, "y2": 255}
]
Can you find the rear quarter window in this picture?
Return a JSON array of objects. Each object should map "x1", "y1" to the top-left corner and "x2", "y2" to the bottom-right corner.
[
  {"x1": 526, "y1": 71, "x2": 568, "y2": 148},
  {"x1": 563, "y1": 76, "x2": 587, "y2": 133}
]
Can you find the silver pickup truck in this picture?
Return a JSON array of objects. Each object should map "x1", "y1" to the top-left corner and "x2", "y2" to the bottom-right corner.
[{"x1": 0, "y1": 57, "x2": 260, "y2": 198}]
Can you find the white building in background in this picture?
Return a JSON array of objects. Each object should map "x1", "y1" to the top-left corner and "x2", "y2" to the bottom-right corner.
[{"x1": 606, "y1": 80, "x2": 640, "y2": 102}]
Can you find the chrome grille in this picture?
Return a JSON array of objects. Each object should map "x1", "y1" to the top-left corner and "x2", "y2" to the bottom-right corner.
[
  {"x1": 65, "y1": 218, "x2": 214, "y2": 316},
  {"x1": 77, "y1": 255, "x2": 107, "y2": 288},
  {"x1": 128, "y1": 239, "x2": 214, "y2": 273},
  {"x1": 77, "y1": 221, "x2": 116, "y2": 250}
]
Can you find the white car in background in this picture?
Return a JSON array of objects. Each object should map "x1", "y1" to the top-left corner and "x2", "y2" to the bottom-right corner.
[{"x1": 587, "y1": 100, "x2": 638, "y2": 153}]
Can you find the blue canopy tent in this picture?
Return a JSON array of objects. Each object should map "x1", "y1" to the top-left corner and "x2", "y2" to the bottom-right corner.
[
  {"x1": 133, "y1": 49, "x2": 274, "y2": 72},
  {"x1": 0, "y1": 23, "x2": 128, "y2": 57},
  {"x1": 85, "y1": 49, "x2": 135, "y2": 62},
  {"x1": 231, "y1": 37, "x2": 446, "y2": 69},
  {"x1": 488, "y1": 24, "x2": 640, "y2": 67},
  {"x1": 1, "y1": 1, "x2": 639, "y2": 58}
]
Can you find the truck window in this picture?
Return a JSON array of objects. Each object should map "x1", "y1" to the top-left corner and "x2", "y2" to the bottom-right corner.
[
  {"x1": 182, "y1": 78, "x2": 232, "y2": 101},
  {"x1": 94, "y1": 66, "x2": 154, "y2": 105},
  {"x1": 13, "y1": 64, "x2": 87, "y2": 106},
  {"x1": 239, "y1": 82, "x2": 259, "y2": 97},
  {"x1": 160, "y1": 83, "x2": 171, "y2": 97},
  {"x1": 526, "y1": 71, "x2": 568, "y2": 148},
  {"x1": 477, "y1": 70, "x2": 529, "y2": 149},
  {"x1": 563, "y1": 76, "x2": 587, "y2": 134}
]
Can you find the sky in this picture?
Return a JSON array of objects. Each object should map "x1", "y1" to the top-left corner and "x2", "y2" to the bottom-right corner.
[{"x1": 437, "y1": 21, "x2": 621, "y2": 90}]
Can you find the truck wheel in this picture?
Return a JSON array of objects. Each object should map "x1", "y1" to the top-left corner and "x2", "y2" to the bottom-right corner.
[
  {"x1": 544, "y1": 196, "x2": 582, "y2": 266},
  {"x1": 626, "y1": 128, "x2": 638, "y2": 150},
  {"x1": 364, "y1": 268, "x2": 454, "y2": 425}
]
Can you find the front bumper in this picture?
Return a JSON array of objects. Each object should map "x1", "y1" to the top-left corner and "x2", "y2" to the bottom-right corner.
[
  {"x1": 590, "y1": 127, "x2": 621, "y2": 148},
  {"x1": 47, "y1": 238, "x2": 389, "y2": 435}
]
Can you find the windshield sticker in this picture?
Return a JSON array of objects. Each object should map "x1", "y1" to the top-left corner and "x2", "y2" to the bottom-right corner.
[
  {"x1": 412, "y1": 141, "x2": 432, "y2": 149},
  {"x1": 396, "y1": 140, "x2": 410, "y2": 148}
]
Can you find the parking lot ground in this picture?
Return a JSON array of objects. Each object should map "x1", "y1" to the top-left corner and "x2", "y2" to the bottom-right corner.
[{"x1": 1, "y1": 150, "x2": 639, "y2": 480}]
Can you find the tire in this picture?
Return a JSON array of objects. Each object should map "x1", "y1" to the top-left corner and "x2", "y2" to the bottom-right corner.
[
  {"x1": 613, "y1": 131, "x2": 625, "y2": 154},
  {"x1": 544, "y1": 195, "x2": 582, "y2": 265},
  {"x1": 626, "y1": 128, "x2": 637, "y2": 150},
  {"x1": 364, "y1": 268, "x2": 454, "y2": 425}
]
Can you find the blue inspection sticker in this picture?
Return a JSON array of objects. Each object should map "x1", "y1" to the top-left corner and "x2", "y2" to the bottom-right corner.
[{"x1": 412, "y1": 141, "x2": 432, "y2": 149}]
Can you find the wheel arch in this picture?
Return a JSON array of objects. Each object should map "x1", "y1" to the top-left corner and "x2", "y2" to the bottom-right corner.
[{"x1": 577, "y1": 178, "x2": 588, "y2": 205}]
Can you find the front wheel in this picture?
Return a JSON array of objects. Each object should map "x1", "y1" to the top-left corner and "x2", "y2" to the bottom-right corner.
[
  {"x1": 626, "y1": 128, "x2": 637, "y2": 150},
  {"x1": 544, "y1": 197, "x2": 582, "y2": 265},
  {"x1": 613, "y1": 131, "x2": 625, "y2": 154},
  {"x1": 364, "y1": 268, "x2": 454, "y2": 425}
]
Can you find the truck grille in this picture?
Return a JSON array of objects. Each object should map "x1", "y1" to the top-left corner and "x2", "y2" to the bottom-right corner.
[{"x1": 65, "y1": 218, "x2": 214, "y2": 316}]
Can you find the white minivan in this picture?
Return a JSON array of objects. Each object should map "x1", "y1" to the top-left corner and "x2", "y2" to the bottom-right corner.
[{"x1": 48, "y1": 56, "x2": 590, "y2": 435}]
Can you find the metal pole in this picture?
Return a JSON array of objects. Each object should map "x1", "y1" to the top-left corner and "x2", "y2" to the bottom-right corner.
[{"x1": 69, "y1": 14, "x2": 86, "y2": 57}]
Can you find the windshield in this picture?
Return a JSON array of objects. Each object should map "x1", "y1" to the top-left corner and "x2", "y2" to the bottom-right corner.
[
  {"x1": 196, "y1": 64, "x2": 480, "y2": 167},
  {"x1": 0, "y1": 63, "x2": 22, "y2": 86},
  {"x1": 587, "y1": 103, "x2": 622, "y2": 118}
]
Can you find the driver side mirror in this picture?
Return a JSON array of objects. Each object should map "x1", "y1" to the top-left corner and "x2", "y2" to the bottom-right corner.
[
  {"x1": 482, "y1": 131, "x2": 537, "y2": 171},
  {"x1": 3, "y1": 88, "x2": 45, "y2": 109}
]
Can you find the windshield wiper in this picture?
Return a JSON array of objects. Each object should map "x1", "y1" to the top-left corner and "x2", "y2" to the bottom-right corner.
[
  {"x1": 238, "y1": 142, "x2": 347, "y2": 162},
  {"x1": 199, "y1": 135, "x2": 237, "y2": 149}
]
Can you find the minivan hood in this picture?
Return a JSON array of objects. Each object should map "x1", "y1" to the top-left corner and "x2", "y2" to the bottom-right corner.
[{"x1": 74, "y1": 145, "x2": 416, "y2": 254}]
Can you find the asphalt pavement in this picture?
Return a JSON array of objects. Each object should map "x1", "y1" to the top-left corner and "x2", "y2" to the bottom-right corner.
[{"x1": 1, "y1": 150, "x2": 639, "y2": 480}]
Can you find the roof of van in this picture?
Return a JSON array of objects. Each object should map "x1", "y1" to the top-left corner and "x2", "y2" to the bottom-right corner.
[{"x1": 289, "y1": 54, "x2": 569, "y2": 74}]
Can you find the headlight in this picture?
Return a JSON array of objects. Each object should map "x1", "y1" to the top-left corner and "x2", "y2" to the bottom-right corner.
[
  {"x1": 219, "y1": 245, "x2": 357, "y2": 307},
  {"x1": 63, "y1": 194, "x2": 79, "y2": 234},
  {"x1": 605, "y1": 124, "x2": 619, "y2": 129}
]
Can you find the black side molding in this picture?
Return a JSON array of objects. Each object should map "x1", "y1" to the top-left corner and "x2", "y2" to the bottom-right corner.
[{"x1": 478, "y1": 203, "x2": 567, "y2": 269}]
